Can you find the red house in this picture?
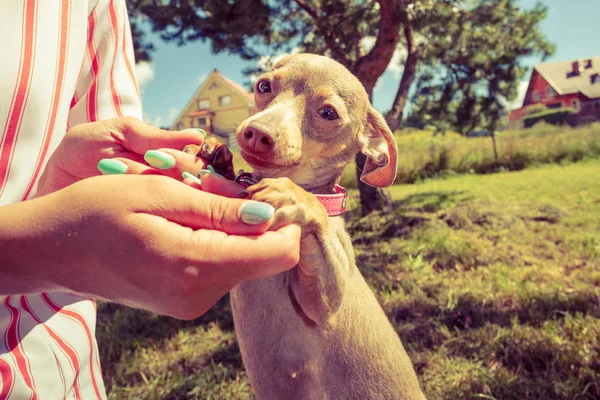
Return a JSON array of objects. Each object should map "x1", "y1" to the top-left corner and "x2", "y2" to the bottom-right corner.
[{"x1": 509, "y1": 57, "x2": 600, "y2": 127}]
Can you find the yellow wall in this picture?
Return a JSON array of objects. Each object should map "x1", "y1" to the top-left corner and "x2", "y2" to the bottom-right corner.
[{"x1": 171, "y1": 73, "x2": 253, "y2": 145}]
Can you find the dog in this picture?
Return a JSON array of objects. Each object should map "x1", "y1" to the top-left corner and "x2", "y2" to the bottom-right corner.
[{"x1": 188, "y1": 53, "x2": 425, "y2": 400}]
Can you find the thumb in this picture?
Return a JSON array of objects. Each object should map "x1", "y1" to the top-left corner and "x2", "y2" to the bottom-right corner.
[
  {"x1": 149, "y1": 179, "x2": 275, "y2": 235},
  {"x1": 117, "y1": 117, "x2": 207, "y2": 155}
]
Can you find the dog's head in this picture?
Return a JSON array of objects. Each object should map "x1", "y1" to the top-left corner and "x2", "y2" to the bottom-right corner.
[{"x1": 236, "y1": 54, "x2": 397, "y2": 191}]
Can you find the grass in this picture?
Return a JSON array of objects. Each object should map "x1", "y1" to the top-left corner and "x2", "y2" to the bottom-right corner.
[
  {"x1": 340, "y1": 123, "x2": 600, "y2": 188},
  {"x1": 98, "y1": 159, "x2": 600, "y2": 399}
]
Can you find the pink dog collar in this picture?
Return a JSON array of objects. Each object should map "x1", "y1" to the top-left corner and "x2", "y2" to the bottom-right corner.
[{"x1": 234, "y1": 172, "x2": 349, "y2": 216}]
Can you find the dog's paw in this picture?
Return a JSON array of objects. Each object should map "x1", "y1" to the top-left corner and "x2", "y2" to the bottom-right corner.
[
  {"x1": 182, "y1": 137, "x2": 235, "y2": 180},
  {"x1": 247, "y1": 178, "x2": 327, "y2": 234}
]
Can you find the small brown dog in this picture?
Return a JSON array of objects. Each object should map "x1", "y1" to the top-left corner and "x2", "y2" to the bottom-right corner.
[{"x1": 189, "y1": 54, "x2": 425, "y2": 400}]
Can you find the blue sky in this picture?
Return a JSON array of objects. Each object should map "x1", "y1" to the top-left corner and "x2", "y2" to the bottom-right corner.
[{"x1": 137, "y1": 0, "x2": 600, "y2": 128}]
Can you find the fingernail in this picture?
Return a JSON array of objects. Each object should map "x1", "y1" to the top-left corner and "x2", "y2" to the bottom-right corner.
[
  {"x1": 182, "y1": 171, "x2": 202, "y2": 185},
  {"x1": 237, "y1": 190, "x2": 249, "y2": 199},
  {"x1": 98, "y1": 159, "x2": 128, "y2": 175},
  {"x1": 181, "y1": 128, "x2": 207, "y2": 137},
  {"x1": 144, "y1": 150, "x2": 176, "y2": 170},
  {"x1": 240, "y1": 201, "x2": 274, "y2": 224},
  {"x1": 198, "y1": 169, "x2": 225, "y2": 179}
]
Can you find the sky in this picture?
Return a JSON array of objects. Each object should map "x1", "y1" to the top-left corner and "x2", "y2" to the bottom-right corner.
[{"x1": 137, "y1": 0, "x2": 600, "y2": 128}]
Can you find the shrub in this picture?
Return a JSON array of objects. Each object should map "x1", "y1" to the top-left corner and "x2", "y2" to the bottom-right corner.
[{"x1": 523, "y1": 107, "x2": 577, "y2": 128}]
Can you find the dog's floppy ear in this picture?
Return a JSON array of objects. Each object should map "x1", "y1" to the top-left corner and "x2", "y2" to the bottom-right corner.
[{"x1": 359, "y1": 107, "x2": 398, "y2": 187}]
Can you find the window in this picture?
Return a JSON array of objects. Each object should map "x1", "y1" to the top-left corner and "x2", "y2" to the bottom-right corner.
[
  {"x1": 176, "y1": 122, "x2": 183, "y2": 130},
  {"x1": 572, "y1": 100, "x2": 579, "y2": 111},
  {"x1": 591, "y1": 74, "x2": 600, "y2": 85},
  {"x1": 546, "y1": 87, "x2": 556, "y2": 98},
  {"x1": 532, "y1": 92, "x2": 540, "y2": 102},
  {"x1": 219, "y1": 95, "x2": 232, "y2": 107},
  {"x1": 197, "y1": 117, "x2": 207, "y2": 127},
  {"x1": 547, "y1": 102, "x2": 562, "y2": 109},
  {"x1": 209, "y1": 82, "x2": 219, "y2": 90},
  {"x1": 197, "y1": 99, "x2": 210, "y2": 110},
  {"x1": 595, "y1": 99, "x2": 600, "y2": 110}
]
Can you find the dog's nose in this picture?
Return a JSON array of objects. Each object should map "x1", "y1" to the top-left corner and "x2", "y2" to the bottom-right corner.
[{"x1": 241, "y1": 125, "x2": 275, "y2": 153}]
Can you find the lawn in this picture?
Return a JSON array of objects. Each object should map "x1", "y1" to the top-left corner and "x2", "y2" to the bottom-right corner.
[{"x1": 98, "y1": 160, "x2": 600, "y2": 399}]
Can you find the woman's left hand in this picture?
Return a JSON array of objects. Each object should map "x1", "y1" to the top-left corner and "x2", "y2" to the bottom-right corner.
[{"x1": 37, "y1": 116, "x2": 209, "y2": 196}]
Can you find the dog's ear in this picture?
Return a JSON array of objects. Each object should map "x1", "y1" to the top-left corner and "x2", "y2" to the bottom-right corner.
[{"x1": 359, "y1": 107, "x2": 398, "y2": 187}]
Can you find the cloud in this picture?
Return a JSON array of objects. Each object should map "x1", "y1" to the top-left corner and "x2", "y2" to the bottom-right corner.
[
  {"x1": 135, "y1": 62, "x2": 155, "y2": 90},
  {"x1": 506, "y1": 81, "x2": 529, "y2": 110},
  {"x1": 143, "y1": 107, "x2": 180, "y2": 129}
]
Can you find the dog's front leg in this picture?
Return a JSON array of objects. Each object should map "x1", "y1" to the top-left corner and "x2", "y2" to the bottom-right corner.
[{"x1": 247, "y1": 178, "x2": 352, "y2": 329}]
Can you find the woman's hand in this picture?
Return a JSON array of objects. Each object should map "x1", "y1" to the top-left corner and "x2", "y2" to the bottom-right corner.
[
  {"x1": 36, "y1": 117, "x2": 209, "y2": 196},
  {"x1": 1, "y1": 174, "x2": 300, "y2": 320}
]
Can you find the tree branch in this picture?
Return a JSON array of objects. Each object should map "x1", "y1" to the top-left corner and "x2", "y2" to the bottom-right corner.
[
  {"x1": 352, "y1": 0, "x2": 402, "y2": 94},
  {"x1": 294, "y1": 0, "x2": 350, "y2": 65}
]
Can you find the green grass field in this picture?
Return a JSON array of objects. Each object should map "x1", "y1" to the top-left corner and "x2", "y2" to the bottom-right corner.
[{"x1": 98, "y1": 159, "x2": 600, "y2": 399}]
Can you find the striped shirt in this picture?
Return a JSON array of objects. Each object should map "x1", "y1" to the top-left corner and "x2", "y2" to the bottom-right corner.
[{"x1": 0, "y1": 0, "x2": 142, "y2": 398}]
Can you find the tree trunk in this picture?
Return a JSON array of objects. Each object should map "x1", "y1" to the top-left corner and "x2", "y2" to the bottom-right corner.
[
  {"x1": 355, "y1": 88, "x2": 393, "y2": 216},
  {"x1": 355, "y1": 152, "x2": 393, "y2": 216},
  {"x1": 386, "y1": 49, "x2": 418, "y2": 131},
  {"x1": 386, "y1": 8, "x2": 419, "y2": 132}
]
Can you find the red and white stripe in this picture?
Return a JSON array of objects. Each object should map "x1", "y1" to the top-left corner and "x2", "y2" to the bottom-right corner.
[{"x1": 0, "y1": 0, "x2": 142, "y2": 398}]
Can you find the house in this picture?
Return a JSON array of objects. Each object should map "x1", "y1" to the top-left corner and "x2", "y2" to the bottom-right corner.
[
  {"x1": 170, "y1": 69, "x2": 254, "y2": 145},
  {"x1": 509, "y1": 57, "x2": 600, "y2": 127}
]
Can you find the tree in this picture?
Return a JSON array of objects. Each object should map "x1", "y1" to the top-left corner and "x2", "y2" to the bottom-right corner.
[
  {"x1": 405, "y1": 0, "x2": 554, "y2": 134},
  {"x1": 127, "y1": 0, "x2": 552, "y2": 213},
  {"x1": 128, "y1": 0, "x2": 414, "y2": 215}
]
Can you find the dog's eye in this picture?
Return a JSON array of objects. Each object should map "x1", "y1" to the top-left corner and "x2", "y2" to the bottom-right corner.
[
  {"x1": 257, "y1": 80, "x2": 271, "y2": 94},
  {"x1": 318, "y1": 106, "x2": 339, "y2": 121}
]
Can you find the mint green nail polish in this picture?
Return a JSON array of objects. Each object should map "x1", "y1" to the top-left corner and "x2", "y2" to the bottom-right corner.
[
  {"x1": 240, "y1": 201, "x2": 275, "y2": 224},
  {"x1": 182, "y1": 171, "x2": 202, "y2": 185},
  {"x1": 181, "y1": 128, "x2": 207, "y2": 137},
  {"x1": 98, "y1": 159, "x2": 128, "y2": 175},
  {"x1": 144, "y1": 150, "x2": 176, "y2": 170},
  {"x1": 198, "y1": 169, "x2": 225, "y2": 179}
]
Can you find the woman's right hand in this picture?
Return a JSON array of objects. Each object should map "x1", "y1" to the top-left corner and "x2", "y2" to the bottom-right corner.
[{"x1": 0, "y1": 174, "x2": 300, "y2": 319}]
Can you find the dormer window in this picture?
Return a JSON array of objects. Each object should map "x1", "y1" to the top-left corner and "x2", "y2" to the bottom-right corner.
[
  {"x1": 591, "y1": 73, "x2": 600, "y2": 85},
  {"x1": 585, "y1": 59, "x2": 593, "y2": 69}
]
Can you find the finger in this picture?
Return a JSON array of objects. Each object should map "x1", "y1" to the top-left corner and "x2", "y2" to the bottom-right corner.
[
  {"x1": 116, "y1": 117, "x2": 207, "y2": 154},
  {"x1": 182, "y1": 172, "x2": 202, "y2": 189},
  {"x1": 201, "y1": 173, "x2": 248, "y2": 198},
  {"x1": 195, "y1": 224, "x2": 302, "y2": 280},
  {"x1": 148, "y1": 221, "x2": 301, "y2": 281},
  {"x1": 97, "y1": 157, "x2": 159, "y2": 176},
  {"x1": 144, "y1": 178, "x2": 274, "y2": 235},
  {"x1": 143, "y1": 148, "x2": 208, "y2": 181}
]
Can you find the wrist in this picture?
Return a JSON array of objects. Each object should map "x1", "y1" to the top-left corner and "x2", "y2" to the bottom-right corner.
[{"x1": 0, "y1": 194, "x2": 65, "y2": 295}]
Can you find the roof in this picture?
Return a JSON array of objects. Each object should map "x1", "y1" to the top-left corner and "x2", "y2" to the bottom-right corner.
[
  {"x1": 170, "y1": 69, "x2": 254, "y2": 130},
  {"x1": 214, "y1": 70, "x2": 255, "y2": 103},
  {"x1": 188, "y1": 109, "x2": 214, "y2": 117},
  {"x1": 534, "y1": 56, "x2": 600, "y2": 99}
]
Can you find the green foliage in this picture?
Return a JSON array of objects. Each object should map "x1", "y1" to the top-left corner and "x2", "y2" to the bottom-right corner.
[
  {"x1": 407, "y1": 0, "x2": 554, "y2": 134},
  {"x1": 128, "y1": 0, "x2": 552, "y2": 135},
  {"x1": 99, "y1": 160, "x2": 600, "y2": 399},
  {"x1": 523, "y1": 107, "x2": 577, "y2": 128}
]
